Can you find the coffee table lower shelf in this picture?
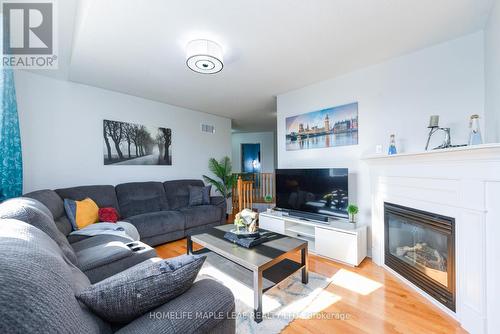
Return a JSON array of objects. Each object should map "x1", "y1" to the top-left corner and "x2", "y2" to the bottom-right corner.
[{"x1": 187, "y1": 235, "x2": 308, "y2": 323}]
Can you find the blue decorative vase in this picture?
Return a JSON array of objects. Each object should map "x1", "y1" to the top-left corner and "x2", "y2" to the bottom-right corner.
[{"x1": 388, "y1": 134, "x2": 397, "y2": 155}]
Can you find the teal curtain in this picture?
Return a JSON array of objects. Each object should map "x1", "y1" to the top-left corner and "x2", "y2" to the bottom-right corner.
[{"x1": 0, "y1": 68, "x2": 22, "y2": 201}]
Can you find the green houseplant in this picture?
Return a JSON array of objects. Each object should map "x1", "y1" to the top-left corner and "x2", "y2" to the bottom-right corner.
[
  {"x1": 347, "y1": 204, "x2": 359, "y2": 223},
  {"x1": 202, "y1": 156, "x2": 238, "y2": 199}
]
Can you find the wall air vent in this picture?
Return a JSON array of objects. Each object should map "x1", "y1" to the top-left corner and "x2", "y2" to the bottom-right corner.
[{"x1": 201, "y1": 124, "x2": 216, "y2": 134}]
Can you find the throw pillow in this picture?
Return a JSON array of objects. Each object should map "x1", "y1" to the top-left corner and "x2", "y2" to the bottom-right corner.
[
  {"x1": 64, "y1": 198, "x2": 99, "y2": 230},
  {"x1": 202, "y1": 185, "x2": 212, "y2": 204},
  {"x1": 76, "y1": 254, "x2": 206, "y2": 323},
  {"x1": 98, "y1": 207, "x2": 120, "y2": 223},
  {"x1": 188, "y1": 185, "x2": 211, "y2": 206}
]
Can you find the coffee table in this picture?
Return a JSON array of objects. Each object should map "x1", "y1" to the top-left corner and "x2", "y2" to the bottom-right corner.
[{"x1": 187, "y1": 224, "x2": 308, "y2": 322}]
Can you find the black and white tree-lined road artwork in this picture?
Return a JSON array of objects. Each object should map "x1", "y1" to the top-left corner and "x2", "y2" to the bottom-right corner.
[{"x1": 103, "y1": 119, "x2": 172, "y2": 165}]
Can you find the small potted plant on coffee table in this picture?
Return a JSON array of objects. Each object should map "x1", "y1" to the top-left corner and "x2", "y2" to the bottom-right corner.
[{"x1": 347, "y1": 204, "x2": 359, "y2": 223}]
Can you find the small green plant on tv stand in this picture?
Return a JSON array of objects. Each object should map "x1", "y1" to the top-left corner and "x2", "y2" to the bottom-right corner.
[{"x1": 347, "y1": 204, "x2": 359, "y2": 223}]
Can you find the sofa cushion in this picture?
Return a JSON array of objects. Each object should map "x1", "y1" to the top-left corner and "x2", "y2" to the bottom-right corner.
[
  {"x1": 0, "y1": 198, "x2": 79, "y2": 265},
  {"x1": 115, "y1": 278, "x2": 235, "y2": 334},
  {"x1": 56, "y1": 185, "x2": 120, "y2": 212},
  {"x1": 116, "y1": 182, "x2": 168, "y2": 218},
  {"x1": 180, "y1": 205, "x2": 223, "y2": 229},
  {"x1": 141, "y1": 230, "x2": 185, "y2": 247},
  {"x1": 0, "y1": 219, "x2": 108, "y2": 334},
  {"x1": 124, "y1": 211, "x2": 185, "y2": 238},
  {"x1": 24, "y1": 189, "x2": 65, "y2": 219},
  {"x1": 77, "y1": 255, "x2": 205, "y2": 324},
  {"x1": 55, "y1": 215, "x2": 74, "y2": 236},
  {"x1": 24, "y1": 190, "x2": 73, "y2": 236},
  {"x1": 164, "y1": 179, "x2": 204, "y2": 210}
]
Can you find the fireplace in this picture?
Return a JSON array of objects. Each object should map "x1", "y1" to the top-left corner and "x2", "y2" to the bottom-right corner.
[{"x1": 384, "y1": 203, "x2": 455, "y2": 311}]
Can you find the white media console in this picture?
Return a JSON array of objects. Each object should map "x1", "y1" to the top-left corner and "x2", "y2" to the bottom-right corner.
[{"x1": 259, "y1": 210, "x2": 367, "y2": 266}]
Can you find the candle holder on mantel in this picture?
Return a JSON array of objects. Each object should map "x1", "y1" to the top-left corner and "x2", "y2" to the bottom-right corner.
[{"x1": 424, "y1": 115, "x2": 465, "y2": 151}]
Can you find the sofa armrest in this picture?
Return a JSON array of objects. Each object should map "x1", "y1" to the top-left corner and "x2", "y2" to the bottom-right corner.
[
  {"x1": 210, "y1": 196, "x2": 225, "y2": 206},
  {"x1": 115, "y1": 279, "x2": 235, "y2": 334},
  {"x1": 77, "y1": 241, "x2": 133, "y2": 272},
  {"x1": 78, "y1": 241, "x2": 157, "y2": 283},
  {"x1": 210, "y1": 196, "x2": 226, "y2": 224}
]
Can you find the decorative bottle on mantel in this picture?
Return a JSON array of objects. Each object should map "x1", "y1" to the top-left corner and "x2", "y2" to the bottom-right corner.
[
  {"x1": 388, "y1": 134, "x2": 397, "y2": 155},
  {"x1": 468, "y1": 114, "x2": 483, "y2": 146}
]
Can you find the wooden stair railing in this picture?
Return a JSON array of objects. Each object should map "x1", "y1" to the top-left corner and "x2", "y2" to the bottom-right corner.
[
  {"x1": 237, "y1": 176, "x2": 253, "y2": 212},
  {"x1": 254, "y1": 172, "x2": 275, "y2": 203},
  {"x1": 231, "y1": 173, "x2": 275, "y2": 215}
]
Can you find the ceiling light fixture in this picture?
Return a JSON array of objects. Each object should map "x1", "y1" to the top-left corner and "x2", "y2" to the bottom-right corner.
[{"x1": 186, "y1": 39, "x2": 223, "y2": 74}]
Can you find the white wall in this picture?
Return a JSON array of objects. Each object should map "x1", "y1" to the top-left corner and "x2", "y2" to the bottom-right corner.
[
  {"x1": 15, "y1": 71, "x2": 232, "y2": 192},
  {"x1": 277, "y1": 32, "x2": 485, "y2": 254},
  {"x1": 232, "y1": 132, "x2": 276, "y2": 173},
  {"x1": 485, "y1": 0, "x2": 500, "y2": 143}
]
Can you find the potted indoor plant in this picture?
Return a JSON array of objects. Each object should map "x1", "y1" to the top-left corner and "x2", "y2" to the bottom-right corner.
[
  {"x1": 347, "y1": 204, "x2": 359, "y2": 223},
  {"x1": 203, "y1": 156, "x2": 238, "y2": 215},
  {"x1": 264, "y1": 195, "x2": 273, "y2": 203}
]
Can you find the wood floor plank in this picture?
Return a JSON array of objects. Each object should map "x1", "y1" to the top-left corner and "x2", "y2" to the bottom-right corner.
[{"x1": 155, "y1": 238, "x2": 466, "y2": 334}]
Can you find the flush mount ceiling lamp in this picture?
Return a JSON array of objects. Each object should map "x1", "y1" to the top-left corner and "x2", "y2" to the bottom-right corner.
[{"x1": 186, "y1": 39, "x2": 224, "y2": 74}]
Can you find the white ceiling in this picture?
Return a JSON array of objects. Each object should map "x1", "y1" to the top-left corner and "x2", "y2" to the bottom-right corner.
[{"x1": 41, "y1": 0, "x2": 494, "y2": 131}]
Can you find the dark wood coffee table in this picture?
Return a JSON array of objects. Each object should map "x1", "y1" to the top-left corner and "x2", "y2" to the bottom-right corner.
[{"x1": 187, "y1": 224, "x2": 308, "y2": 323}]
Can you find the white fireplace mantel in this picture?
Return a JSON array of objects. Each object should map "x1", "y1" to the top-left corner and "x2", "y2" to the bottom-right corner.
[
  {"x1": 364, "y1": 143, "x2": 500, "y2": 334},
  {"x1": 363, "y1": 143, "x2": 500, "y2": 162}
]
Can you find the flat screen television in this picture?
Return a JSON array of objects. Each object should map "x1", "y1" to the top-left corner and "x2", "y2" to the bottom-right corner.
[{"x1": 275, "y1": 168, "x2": 349, "y2": 221}]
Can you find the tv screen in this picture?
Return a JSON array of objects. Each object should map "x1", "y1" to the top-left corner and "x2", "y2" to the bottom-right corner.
[{"x1": 275, "y1": 168, "x2": 348, "y2": 219}]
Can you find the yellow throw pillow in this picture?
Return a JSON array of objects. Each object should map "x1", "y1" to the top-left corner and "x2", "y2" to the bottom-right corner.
[{"x1": 64, "y1": 198, "x2": 99, "y2": 230}]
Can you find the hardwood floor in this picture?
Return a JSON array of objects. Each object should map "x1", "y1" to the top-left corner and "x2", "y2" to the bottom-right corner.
[{"x1": 155, "y1": 239, "x2": 466, "y2": 334}]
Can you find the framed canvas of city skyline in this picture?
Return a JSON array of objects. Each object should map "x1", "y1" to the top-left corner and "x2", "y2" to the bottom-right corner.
[
  {"x1": 103, "y1": 119, "x2": 172, "y2": 165},
  {"x1": 285, "y1": 102, "x2": 358, "y2": 151}
]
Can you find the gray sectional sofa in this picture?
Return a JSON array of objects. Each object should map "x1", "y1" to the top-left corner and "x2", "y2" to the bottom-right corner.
[
  {"x1": 0, "y1": 217, "x2": 235, "y2": 333},
  {"x1": 26, "y1": 179, "x2": 227, "y2": 246},
  {"x1": 0, "y1": 179, "x2": 235, "y2": 333}
]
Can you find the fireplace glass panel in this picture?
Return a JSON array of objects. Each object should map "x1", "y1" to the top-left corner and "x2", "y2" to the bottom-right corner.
[{"x1": 387, "y1": 212, "x2": 449, "y2": 287}]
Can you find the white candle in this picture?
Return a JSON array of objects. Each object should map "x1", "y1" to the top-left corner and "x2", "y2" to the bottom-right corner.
[{"x1": 428, "y1": 115, "x2": 439, "y2": 128}]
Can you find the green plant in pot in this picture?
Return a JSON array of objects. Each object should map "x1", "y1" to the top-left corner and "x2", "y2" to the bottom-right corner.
[
  {"x1": 347, "y1": 204, "x2": 359, "y2": 223},
  {"x1": 202, "y1": 157, "x2": 238, "y2": 216},
  {"x1": 264, "y1": 195, "x2": 273, "y2": 203},
  {"x1": 202, "y1": 156, "x2": 238, "y2": 199}
]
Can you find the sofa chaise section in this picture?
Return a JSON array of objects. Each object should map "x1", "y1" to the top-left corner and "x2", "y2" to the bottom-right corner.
[
  {"x1": 0, "y1": 219, "x2": 235, "y2": 334},
  {"x1": 20, "y1": 192, "x2": 157, "y2": 282}
]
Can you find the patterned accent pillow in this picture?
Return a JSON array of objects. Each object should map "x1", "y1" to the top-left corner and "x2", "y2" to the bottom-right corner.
[
  {"x1": 63, "y1": 198, "x2": 99, "y2": 230},
  {"x1": 188, "y1": 185, "x2": 211, "y2": 206},
  {"x1": 76, "y1": 254, "x2": 206, "y2": 323}
]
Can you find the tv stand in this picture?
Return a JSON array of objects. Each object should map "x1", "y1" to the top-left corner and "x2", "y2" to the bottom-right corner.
[
  {"x1": 259, "y1": 210, "x2": 367, "y2": 266},
  {"x1": 286, "y1": 210, "x2": 329, "y2": 222}
]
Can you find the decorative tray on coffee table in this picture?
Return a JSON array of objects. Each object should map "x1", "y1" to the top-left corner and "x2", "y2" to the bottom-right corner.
[{"x1": 228, "y1": 228, "x2": 260, "y2": 239}]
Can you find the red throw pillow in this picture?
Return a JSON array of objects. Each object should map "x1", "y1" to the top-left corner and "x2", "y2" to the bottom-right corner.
[{"x1": 98, "y1": 207, "x2": 120, "y2": 223}]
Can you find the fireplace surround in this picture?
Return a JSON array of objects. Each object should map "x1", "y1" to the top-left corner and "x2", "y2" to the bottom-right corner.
[
  {"x1": 365, "y1": 144, "x2": 500, "y2": 334},
  {"x1": 384, "y1": 203, "x2": 455, "y2": 311}
]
